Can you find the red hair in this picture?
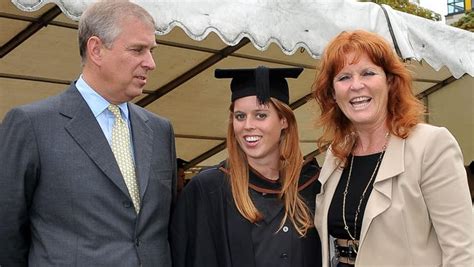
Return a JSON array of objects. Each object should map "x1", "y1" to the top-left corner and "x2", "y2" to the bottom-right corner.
[{"x1": 312, "y1": 30, "x2": 425, "y2": 163}]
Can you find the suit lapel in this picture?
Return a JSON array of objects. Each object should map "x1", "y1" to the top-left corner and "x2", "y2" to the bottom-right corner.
[
  {"x1": 61, "y1": 84, "x2": 130, "y2": 197},
  {"x1": 359, "y1": 135, "x2": 405, "y2": 244},
  {"x1": 318, "y1": 148, "x2": 341, "y2": 193},
  {"x1": 128, "y1": 104, "x2": 153, "y2": 200},
  {"x1": 315, "y1": 149, "x2": 343, "y2": 266}
]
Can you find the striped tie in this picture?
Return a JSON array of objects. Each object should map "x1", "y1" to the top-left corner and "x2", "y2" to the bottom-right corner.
[{"x1": 108, "y1": 104, "x2": 140, "y2": 213}]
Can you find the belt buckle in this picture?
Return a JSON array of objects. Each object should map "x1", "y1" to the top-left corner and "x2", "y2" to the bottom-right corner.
[
  {"x1": 347, "y1": 245, "x2": 357, "y2": 262},
  {"x1": 347, "y1": 239, "x2": 359, "y2": 254},
  {"x1": 334, "y1": 239, "x2": 358, "y2": 263}
]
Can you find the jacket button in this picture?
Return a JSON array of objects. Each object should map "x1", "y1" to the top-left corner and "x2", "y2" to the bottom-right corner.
[
  {"x1": 135, "y1": 238, "x2": 140, "y2": 247},
  {"x1": 280, "y1": 253, "x2": 288, "y2": 259},
  {"x1": 282, "y1": 226, "x2": 289, "y2": 232},
  {"x1": 123, "y1": 201, "x2": 132, "y2": 208}
]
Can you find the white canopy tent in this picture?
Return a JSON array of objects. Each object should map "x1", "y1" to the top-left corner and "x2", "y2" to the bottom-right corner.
[
  {"x1": 2, "y1": 0, "x2": 473, "y2": 174},
  {"x1": 13, "y1": 0, "x2": 474, "y2": 77}
]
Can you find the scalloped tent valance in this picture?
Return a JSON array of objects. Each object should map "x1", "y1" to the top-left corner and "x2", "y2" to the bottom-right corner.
[{"x1": 12, "y1": 0, "x2": 474, "y2": 79}]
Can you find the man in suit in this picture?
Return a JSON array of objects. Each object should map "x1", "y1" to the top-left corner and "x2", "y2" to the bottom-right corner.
[{"x1": 0, "y1": 0, "x2": 176, "y2": 266}]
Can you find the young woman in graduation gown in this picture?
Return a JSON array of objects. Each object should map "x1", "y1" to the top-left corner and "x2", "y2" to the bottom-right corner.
[{"x1": 170, "y1": 66, "x2": 322, "y2": 267}]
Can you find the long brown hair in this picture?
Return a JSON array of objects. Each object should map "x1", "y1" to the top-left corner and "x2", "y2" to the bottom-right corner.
[
  {"x1": 226, "y1": 98, "x2": 313, "y2": 236},
  {"x1": 312, "y1": 30, "x2": 425, "y2": 164}
]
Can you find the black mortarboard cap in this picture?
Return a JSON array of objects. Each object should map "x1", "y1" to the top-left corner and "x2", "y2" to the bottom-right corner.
[{"x1": 215, "y1": 66, "x2": 303, "y2": 105}]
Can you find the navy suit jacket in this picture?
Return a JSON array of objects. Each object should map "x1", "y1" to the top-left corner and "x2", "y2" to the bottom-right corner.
[{"x1": 0, "y1": 83, "x2": 176, "y2": 266}]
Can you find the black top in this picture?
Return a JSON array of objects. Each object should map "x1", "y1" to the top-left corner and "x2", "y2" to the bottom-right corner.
[
  {"x1": 170, "y1": 159, "x2": 322, "y2": 267},
  {"x1": 327, "y1": 153, "x2": 382, "y2": 240}
]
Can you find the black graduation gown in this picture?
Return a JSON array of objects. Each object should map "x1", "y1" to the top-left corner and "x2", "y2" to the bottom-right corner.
[{"x1": 170, "y1": 159, "x2": 322, "y2": 267}]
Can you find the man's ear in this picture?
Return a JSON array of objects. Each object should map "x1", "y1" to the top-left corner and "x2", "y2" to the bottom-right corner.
[{"x1": 86, "y1": 36, "x2": 104, "y2": 66}]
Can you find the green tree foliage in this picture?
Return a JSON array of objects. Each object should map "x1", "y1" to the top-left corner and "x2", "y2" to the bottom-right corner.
[
  {"x1": 359, "y1": 0, "x2": 441, "y2": 21},
  {"x1": 451, "y1": 10, "x2": 474, "y2": 32}
]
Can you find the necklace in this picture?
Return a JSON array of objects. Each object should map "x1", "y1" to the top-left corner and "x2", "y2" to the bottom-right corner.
[{"x1": 342, "y1": 133, "x2": 390, "y2": 253}]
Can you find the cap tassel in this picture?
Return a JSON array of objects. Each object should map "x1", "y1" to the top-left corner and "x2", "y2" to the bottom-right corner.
[{"x1": 255, "y1": 66, "x2": 270, "y2": 104}]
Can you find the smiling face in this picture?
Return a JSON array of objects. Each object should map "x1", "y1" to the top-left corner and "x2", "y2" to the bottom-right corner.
[
  {"x1": 232, "y1": 96, "x2": 288, "y2": 166},
  {"x1": 333, "y1": 52, "x2": 389, "y2": 131},
  {"x1": 98, "y1": 15, "x2": 157, "y2": 104}
]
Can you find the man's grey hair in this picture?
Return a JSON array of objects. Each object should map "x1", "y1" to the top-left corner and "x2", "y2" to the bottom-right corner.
[{"x1": 78, "y1": 0, "x2": 155, "y2": 64}]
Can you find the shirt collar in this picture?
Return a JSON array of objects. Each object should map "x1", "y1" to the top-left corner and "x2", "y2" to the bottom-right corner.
[{"x1": 76, "y1": 75, "x2": 129, "y2": 120}]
